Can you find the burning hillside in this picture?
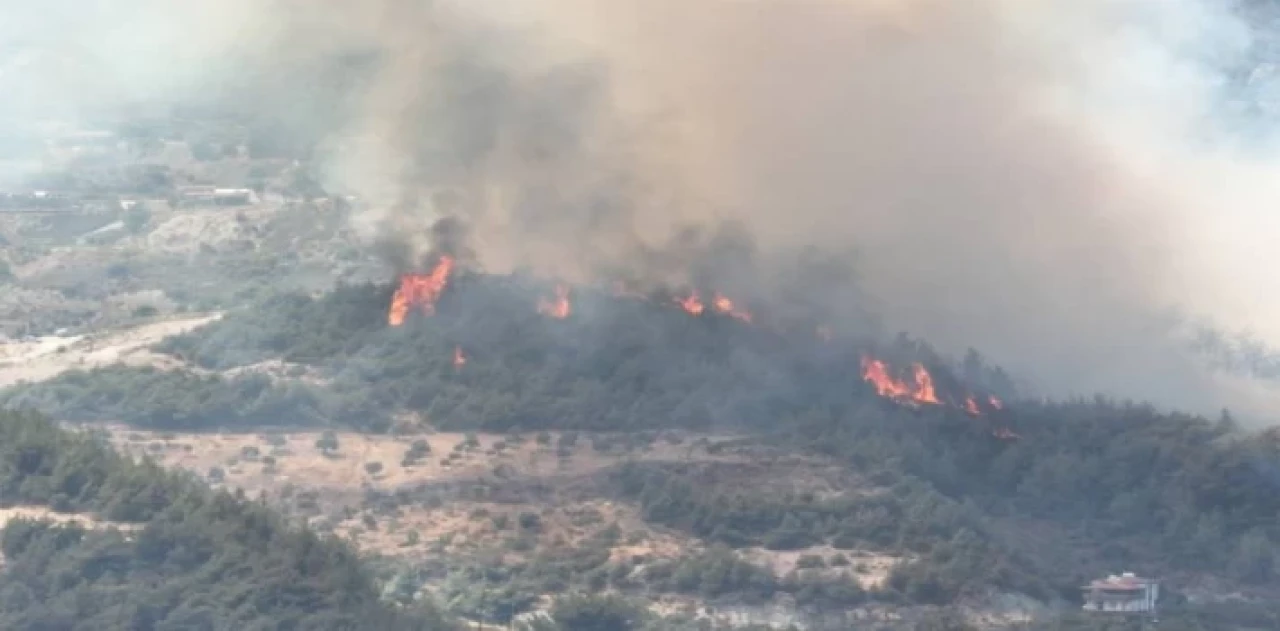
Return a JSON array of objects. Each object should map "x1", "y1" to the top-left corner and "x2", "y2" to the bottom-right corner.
[
  {"x1": 369, "y1": 259, "x2": 1019, "y2": 440},
  {"x1": 388, "y1": 256, "x2": 454, "y2": 326},
  {"x1": 860, "y1": 353, "x2": 1017, "y2": 440},
  {"x1": 385, "y1": 253, "x2": 761, "y2": 331},
  {"x1": 538, "y1": 285, "x2": 572, "y2": 319}
]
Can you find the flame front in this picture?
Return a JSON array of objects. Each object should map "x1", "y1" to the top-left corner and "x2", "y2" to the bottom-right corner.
[
  {"x1": 538, "y1": 284, "x2": 572, "y2": 319},
  {"x1": 910, "y1": 364, "x2": 940, "y2": 405},
  {"x1": 388, "y1": 256, "x2": 455, "y2": 326},
  {"x1": 673, "y1": 290, "x2": 752, "y2": 322},
  {"x1": 861, "y1": 356, "x2": 916, "y2": 401},
  {"x1": 675, "y1": 291, "x2": 705, "y2": 316},
  {"x1": 864, "y1": 356, "x2": 1017, "y2": 440},
  {"x1": 453, "y1": 345, "x2": 466, "y2": 367},
  {"x1": 712, "y1": 293, "x2": 753, "y2": 323},
  {"x1": 860, "y1": 356, "x2": 942, "y2": 407}
]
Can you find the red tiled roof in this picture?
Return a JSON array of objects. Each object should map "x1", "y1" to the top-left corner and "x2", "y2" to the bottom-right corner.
[{"x1": 1084, "y1": 576, "x2": 1152, "y2": 590}]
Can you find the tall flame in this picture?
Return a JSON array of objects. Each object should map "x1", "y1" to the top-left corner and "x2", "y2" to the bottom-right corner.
[
  {"x1": 453, "y1": 345, "x2": 466, "y2": 367},
  {"x1": 860, "y1": 356, "x2": 940, "y2": 407},
  {"x1": 675, "y1": 291, "x2": 705, "y2": 316},
  {"x1": 910, "y1": 364, "x2": 940, "y2": 405},
  {"x1": 712, "y1": 293, "x2": 753, "y2": 323},
  {"x1": 861, "y1": 356, "x2": 914, "y2": 400},
  {"x1": 538, "y1": 284, "x2": 572, "y2": 319},
  {"x1": 388, "y1": 256, "x2": 454, "y2": 326},
  {"x1": 865, "y1": 356, "x2": 1017, "y2": 440}
]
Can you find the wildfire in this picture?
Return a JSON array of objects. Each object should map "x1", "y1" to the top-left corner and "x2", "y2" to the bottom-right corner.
[
  {"x1": 964, "y1": 395, "x2": 1009, "y2": 417},
  {"x1": 388, "y1": 256, "x2": 454, "y2": 326},
  {"x1": 861, "y1": 356, "x2": 939, "y2": 405},
  {"x1": 712, "y1": 293, "x2": 753, "y2": 323},
  {"x1": 453, "y1": 346, "x2": 466, "y2": 367},
  {"x1": 675, "y1": 291, "x2": 705, "y2": 316},
  {"x1": 672, "y1": 290, "x2": 753, "y2": 322},
  {"x1": 910, "y1": 364, "x2": 940, "y2": 405},
  {"x1": 863, "y1": 355, "x2": 1006, "y2": 411},
  {"x1": 538, "y1": 284, "x2": 572, "y2": 319},
  {"x1": 862, "y1": 355, "x2": 1017, "y2": 440}
]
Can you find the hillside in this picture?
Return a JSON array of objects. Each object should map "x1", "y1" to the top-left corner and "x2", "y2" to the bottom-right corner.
[
  {"x1": 6, "y1": 273, "x2": 1280, "y2": 629},
  {"x1": 0, "y1": 198, "x2": 381, "y2": 338},
  {"x1": 0, "y1": 409, "x2": 452, "y2": 630}
]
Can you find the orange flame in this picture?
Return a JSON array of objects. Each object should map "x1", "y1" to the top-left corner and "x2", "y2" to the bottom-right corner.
[
  {"x1": 538, "y1": 284, "x2": 572, "y2": 319},
  {"x1": 453, "y1": 345, "x2": 466, "y2": 367},
  {"x1": 863, "y1": 357, "x2": 1015, "y2": 440},
  {"x1": 861, "y1": 356, "x2": 911, "y2": 399},
  {"x1": 910, "y1": 364, "x2": 940, "y2": 405},
  {"x1": 388, "y1": 256, "x2": 454, "y2": 326},
  {"x1": 675, "y1": 291, "x2": 705, "y2": 316},
  {"x1": 861, "y1": 356, "x2": 942, "y2": 407},
  {"x1": 712, "y1": 293, "x2": 753, "y2": 323}
]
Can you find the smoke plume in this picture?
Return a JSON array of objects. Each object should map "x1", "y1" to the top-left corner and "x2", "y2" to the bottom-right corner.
[{"x1": 10, "y1": 0, "x2": 1280, "y2": 417}]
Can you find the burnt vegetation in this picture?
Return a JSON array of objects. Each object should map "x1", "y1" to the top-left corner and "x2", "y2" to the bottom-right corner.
[{"x1": 5, "y1": 274, "x2": 1280, "y2": 627}]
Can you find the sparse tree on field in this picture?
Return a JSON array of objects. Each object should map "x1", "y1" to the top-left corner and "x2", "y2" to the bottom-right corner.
[{"x1": 315, "y1": 430, "x2": 340, "y2": 455}]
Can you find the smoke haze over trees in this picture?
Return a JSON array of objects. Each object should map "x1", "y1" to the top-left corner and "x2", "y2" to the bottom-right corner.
[
  {"x1": 0, "y1": 3, "x2": 1252, "y2": 414},
  {"x1": 5, "y1": 0, "x2": 1280, "y2": 416}
]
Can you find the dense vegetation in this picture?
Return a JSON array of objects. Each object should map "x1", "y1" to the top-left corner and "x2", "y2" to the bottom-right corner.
[
  {"x1": 0, "y1": 409, "x2": 453, "y2": 630},
  {"x1": 6, "y1": 276, "x2": 1280, "y2": 626},
  {"x1": 15, "y1": 278, "x2": 1007, "y2": 433},
  {"x1": 0, "y1": 367, "x2": 371, "y2": 430}
]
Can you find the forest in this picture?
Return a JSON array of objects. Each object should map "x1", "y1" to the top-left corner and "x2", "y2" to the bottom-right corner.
[
  {"x1": 4, "y1": 276, "x2": 1280, "y2": 628},
  {"x1": 0, "y1": 409, "x2": 455, "y2": 630}
]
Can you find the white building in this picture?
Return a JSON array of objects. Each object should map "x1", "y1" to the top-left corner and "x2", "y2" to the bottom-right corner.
[
  {"x1": 178, "y1": 186, "x2": 258, "y2": 207},
  {"x1": 1082, "y1": 572, "x2": 1158, "y2": 613},
  {"x1": 212, "y1": 188, "x2": 257, "y2": 206}
]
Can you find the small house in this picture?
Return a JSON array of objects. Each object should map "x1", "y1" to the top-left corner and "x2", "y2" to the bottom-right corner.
[{"x1": 1082, "y1": 572, "x2": 1158, "y2": 613}]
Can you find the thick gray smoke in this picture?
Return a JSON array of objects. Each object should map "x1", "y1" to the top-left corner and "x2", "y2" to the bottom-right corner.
[
  {"x1": 316, "y1": 0, "x2": 1280, "y2": 418},
  {"x1": 8, "y1": 0, "x2": 1280, "y2": 417}
]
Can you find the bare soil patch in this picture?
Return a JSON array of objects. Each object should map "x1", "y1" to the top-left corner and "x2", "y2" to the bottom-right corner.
[{"x1": 0, "y1": 313, "x2": 219, "y2": 387}]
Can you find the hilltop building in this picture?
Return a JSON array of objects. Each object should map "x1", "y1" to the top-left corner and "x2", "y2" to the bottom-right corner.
[
  {"x1": 1082, "y1": 572, "x2": 1158, "y2": 613},
  {"x1": 178, "y1": 186, "x2": 258, "y2": 207}
]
